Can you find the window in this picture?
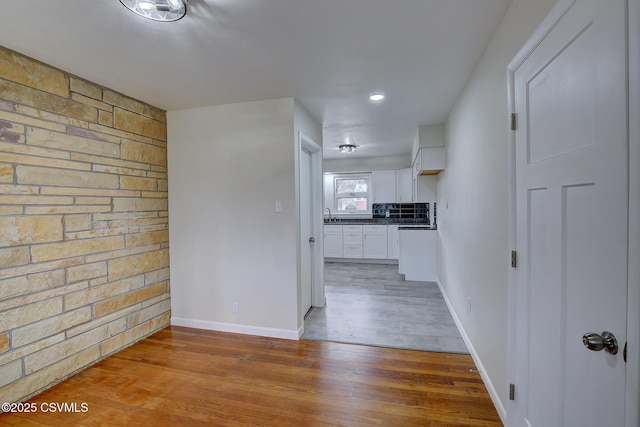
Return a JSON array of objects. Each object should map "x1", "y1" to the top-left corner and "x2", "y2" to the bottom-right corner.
[{"x1": 334, "y1": 173, "x2": 372, "y2": 215}]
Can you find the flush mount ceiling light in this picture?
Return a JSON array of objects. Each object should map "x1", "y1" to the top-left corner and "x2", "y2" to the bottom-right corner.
[
  {"x1": 338, "y1": 144, "x2": 357, "y2": 153},
  {"x1": 120, "y1": 0, "x2": 187, "y2": 22},
  {"x1": 369, "y1": 93, "x2": 385, "y2": 102}
]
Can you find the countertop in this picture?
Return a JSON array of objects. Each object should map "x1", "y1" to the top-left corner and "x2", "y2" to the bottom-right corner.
[{"x1": 324, "y1": 218, "x2": 431, "y2": 226}]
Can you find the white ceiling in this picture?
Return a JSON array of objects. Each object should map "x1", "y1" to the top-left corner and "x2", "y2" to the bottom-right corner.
[{"x1": 0, "y1": 0, "x2": 510, "y2": 159}]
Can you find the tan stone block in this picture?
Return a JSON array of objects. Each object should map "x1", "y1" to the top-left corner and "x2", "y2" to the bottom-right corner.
[
  {"x1": 101, "y1": 311, "x2": 169, "y2": 356},
  {"x1": 64, "y1": 275, "x2": 144, "y2": 310},
  {"x1": 65, "y1": 227, "x2": 134, "y2": 241},
  {"x1": 90, "y1": 276, "x2": 108, "y2": 287},
  {"x1": 0, "y1": 79, "x2": 97, "y2": 123},
  {"x1": 0, "y1": 48, "x2": 69, "y2": 97},
  {"x1": 150, "y1": 165, "x2": 167, "y2": 173},
  {"x1": 121, "y1": 139, "x2": 166, "y2": 166},
  {"x1": 126, "y1": 230, "x2": 168, "y2": 248},
  {"x1": 0, "y1": 297, "x2": 63, "y2": 331},
  {"x1": 66, "y1": 125, "x2": 120, "y2": 144},
  {"x1": 127, "y1": 298, "x2": 171, "y2": 327},
  {"x1": 66, "y1": 261, "x2": 107, "y2": 284},
  {"x1": 112, "y1": 197, "x2": 167, "y2": 212},
  {"x1": 92, "y1": 164, "x2": 146, "y2": 178},
  {"x1": 0, "y1": 360, "x2": 22, "y2": 388},
  {"x1": 66, "y1": 307, "x2": 134, "y2": 338},
  {"x1": 0, "y1": 332, "x2": 8, "y2": 354},
  {"x1": 108, "y1": 217, "x2": 167, "y2": 228},
  {"x1": 0, "y1": 163, "x2": 12, "y2": 183},
  {"x1": 64, "y1": 214, "x2": 92, "y2": 232},
  {"x1": 0, "y1": 246, "x2": 30, "y2": 269},
  {"x1": 145, "y1": 267, "x2": 170, "y2": 285},
  {"x1": 140, "y1": 191, "x2": 167, "y2": 199},
  {"x1": 0, "y1": 216, "x2": 62, "y2": 247},
  {"x1": 0, "y1": 109, "x2": 67, "y2": 133},
  {"x1": 0, "y1": 334, "x2": 63, "y2": 367},
  {"x1": 14, "y1": 105, "x2": 89, "y2": 130},
  {"x1": 16, "y1": 165, "x2": 119, "y2": 189},
  {"x1": 25, "y1": 205, "x2": 111, "y2": 215},
  {"x1": 71, "y1": 152, "x2": 150, "y2": 172},
  {"x1": 0, "y1": 119, "x2": 25, "y2": 133},
  {"x1": 98, "y1": 110, "x2": 113, "y2": 127},
  {"x1": 0, "y1": 206, "x2": 22, "y2": 215},
  {"x1": 0, "y1": 195, "x2": 73, "y2": 205},
  {"x1": 114, "y1": 108, "x2": 166, "y2": 141},
  {"x1": 71, "y1": 93, "x2": 112, "y2": 111},
  {"x1": 41, "y1": 186, "x2": 139, "y2": 197},
  {"x1": 75, "y1": 196, "x2": 111, "y2": 205},
  {"x1": 88, "y1": 122, "x2": 153, "y2": 145},
  {"x1": 27, "y1": 127, "x2": 119, "y2": 158},
  {"x1": 70, "y1": 77, "x2": 102, "y2": 100},
  {"x1": 0, "y1": 281, "x2": 86, "y2": 313},
  {"x1": 139, "y1": 224, "x2": 167, "y2": 233},
  {"x1": 0, "y1": 151, "x2": 91, "y2": 172},
  {"x1": 0, "y1": 140, "x2": 70, "y2": 160},
  {"x1": 0, "y1": 184, "x2": 39, "y2": 195},
  {"x1": 120, "y1": 176, "x2": 157, "y2": 191},
  {"x1": 103, "y1": 90, "x2": 145, "y2": 114},
  {"x1": 143, "y1": 105, "x2": 166, "y2": 124},
  {"x1": 12, "y1": 307, "x2": 92, "y2": 348},
  {"x1": 94, "y1": 212, "x2": 158, "y2": 221},
  {"x1": 0, "y1": 257, "x2": 83, "y2": 281},
  {"x1": 94, "y1": 282, "x2": 167, "y2": 318},
  {"x1": 24, "y1": 321, "x2": 120, "y2": 374},
  {"x1": 85, "y1": 245, "x2": 156, "y2": 264},
  {"x1": 107, "y1": 248, "x2": 169, "y2": 282},
  {"x1": 0, "y1": 346, "x2": 99, "y2": 405},
  {"x1": 0, "y1": 269, "x2": 66, "y2": 301},
  {"x1": 31, "y1": 236, "x2": 124, "y2": 263}
]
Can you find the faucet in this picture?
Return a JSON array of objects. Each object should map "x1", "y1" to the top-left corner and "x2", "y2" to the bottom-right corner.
[{"x1": 323, "y1": 207, "x2": 332, "y2": 221}]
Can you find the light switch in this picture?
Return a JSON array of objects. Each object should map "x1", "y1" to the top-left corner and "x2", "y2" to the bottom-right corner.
[{"x1": 275, "y1": 200, "x2": 283, "y2": 213}]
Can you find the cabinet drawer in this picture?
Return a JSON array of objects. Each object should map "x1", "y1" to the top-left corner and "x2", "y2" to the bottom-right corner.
[
  {"x1": 342, "y1": 225, "x2": 363, "y2": 234},
  {"x1": 363, "y1": 225, "x2": 386, "y2": 234},
  {"x1": 343, "y1": 233, "x2": 362, "y2": 245},
  {"x1": 324, "y1": 225, "x2": 342, "y2": 233},
  {"x1": 343, "y1": 245, "x2": 363, "y2": 258}
]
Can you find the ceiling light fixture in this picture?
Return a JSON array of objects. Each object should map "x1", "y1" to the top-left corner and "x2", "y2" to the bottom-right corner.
[
  {"x1": 369, "y1": 93, "x2": 385, "y2": 102},
  {"x1": 120, "y1": 0, "x2": 188, "y2": 22},
  {"x1": 338, "y1": 144, "x2": 357, "y2": 153}
]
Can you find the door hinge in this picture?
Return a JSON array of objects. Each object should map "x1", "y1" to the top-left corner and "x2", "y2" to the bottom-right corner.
[
  {"x1": 510, "y1": 113, "x2": 517, "y2": 131},
  {"x1": 509, "y1": 383, "x2": 516, "y2": 401},
  {"x1": 511, "y1": 250, "x2": 517, "y2": 268}
]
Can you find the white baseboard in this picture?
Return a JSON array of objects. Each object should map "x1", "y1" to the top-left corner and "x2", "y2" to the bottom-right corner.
[
  {"x1": 171, "y1": 317, "x2": 300, "y2": 340},
  {"x1": 436, "y1": 280, "x2": 507, "y2": 425}
]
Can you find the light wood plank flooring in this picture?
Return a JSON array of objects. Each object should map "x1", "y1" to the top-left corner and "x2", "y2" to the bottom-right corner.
[
  {"x1": 303, "y1": 263, "x2": 468, "y2": 353},
  {"x1": 0, "y1": 326, "x2": 501, "y2": 426}
]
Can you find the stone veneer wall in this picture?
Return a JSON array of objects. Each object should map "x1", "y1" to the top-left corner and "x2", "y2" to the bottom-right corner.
[{"x1": 0, "y1": 46, "x2": 170, "y2": 403}]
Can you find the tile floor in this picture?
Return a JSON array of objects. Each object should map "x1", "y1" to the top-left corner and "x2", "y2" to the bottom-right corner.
[{"x1": 302, "y1": 262, "x2": 469, "y2": 354}]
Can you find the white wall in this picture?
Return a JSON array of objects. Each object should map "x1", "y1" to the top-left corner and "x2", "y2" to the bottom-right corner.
[
  {"x1": 323, "y1": 155, "x2": 411, "y2": 173},
  {"x1": 437, "y1": 0, "x2": 557, "y2": 417},
  {"x1": 167, "y1": 97, "x2": 301, "y2": 338}
]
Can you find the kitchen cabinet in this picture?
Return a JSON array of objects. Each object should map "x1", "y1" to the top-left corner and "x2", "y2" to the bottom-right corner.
[
  {"x1": 387, "y1": 224, "x2": 399, "y2": 259},
  {"x1": 372, "y1": 171, "x2": 396, "y2": 203},
  {"x1": 395, "y1": 168, "x2": 412, "y2": 202},
  {"x1": 363, "y1": 225, "x2": 387, "y2": 259},
  {"x1": 323, "y1": 225, "x2": 343, "y2": 258},
  {"x1": 342, "y1": 225, "x2": 363, "y2": 258},
  {"x1": 413, "y1": 147, "x2": 445, "y2": 176}
]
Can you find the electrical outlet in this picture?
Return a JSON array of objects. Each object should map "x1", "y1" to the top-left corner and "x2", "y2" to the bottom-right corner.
[
  {"x1": 232, "y1": 302, "x2": 239, "y2": 313},
  {"x1": 467, "y1": 297, "x2": 472, "y2": 312}
]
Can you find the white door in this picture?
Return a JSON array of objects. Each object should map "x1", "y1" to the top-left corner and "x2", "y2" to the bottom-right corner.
[
  {"x1": 300, "y1": 148, "x2": 313, "y2": 315},
  {"x1": 510, "y1": 0, "x2": 628, "y2": 426}
]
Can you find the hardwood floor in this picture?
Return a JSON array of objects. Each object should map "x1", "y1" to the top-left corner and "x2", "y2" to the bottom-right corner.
[{"x1": 0, "y1": 326, "x2": 502, "y2": 426}]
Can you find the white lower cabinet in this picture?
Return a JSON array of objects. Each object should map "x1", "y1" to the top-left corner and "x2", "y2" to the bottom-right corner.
[
  {"x1": 323, "y1": 225, "x2": 343, "y2": 258},
  {"x1": 342, "y1": 225, "x2": 363, "y2": 258},
  {"x1": 363, "y1": 225, "x2": 387, "y2": 259},
  {"x1": 387, "y1": 225, "x2": 399, "y2": 259}
]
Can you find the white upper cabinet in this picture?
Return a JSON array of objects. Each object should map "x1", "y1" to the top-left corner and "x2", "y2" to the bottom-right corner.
[
  {"x1": 372, "y1": 170, "x2": 396, "y2": 203},
  {"x1": 395, "y1": 168, "x2": 412, "y2": 203},
  {"x1": 413, "y1": 147, "x2": 445, "y2": 176}
]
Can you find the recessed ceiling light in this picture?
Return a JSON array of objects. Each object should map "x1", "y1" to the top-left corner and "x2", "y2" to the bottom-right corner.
[
  {"x1": 369, "y1": 93, "x2": 385, "y2": 102},
  {"x1": 120, "y1": 0, "x2": 188, "y2": 22},
  {"x1": 338, "y1": 144, "x2": 357, "y2": 153}
]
